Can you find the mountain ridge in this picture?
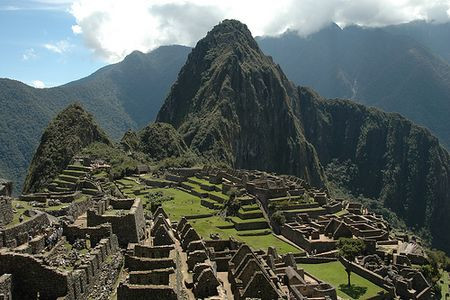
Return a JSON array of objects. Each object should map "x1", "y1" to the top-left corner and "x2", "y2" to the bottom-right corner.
[{"x1": 0, "y1": 45, "x2": 190, "y2": 193}]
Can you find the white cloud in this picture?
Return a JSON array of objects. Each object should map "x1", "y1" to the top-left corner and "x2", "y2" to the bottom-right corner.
[
  {"x1": 43, "y1": 39, "x2": 73, "y2": 54},
  {"x1": 31, "y1": 80, "x2": 45, "y2": 88},
  {"x1": 71, "y1": 24, "x2": 82, "y2": 34},
  {"x1": 70, "y1": 0, "x2": 450, "y2": 63},
  {"x1": 22, "y1": 48, "x2": 37, "y2": 61}
]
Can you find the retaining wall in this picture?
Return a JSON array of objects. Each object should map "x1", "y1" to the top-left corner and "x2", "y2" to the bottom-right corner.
[{"x1": 0, "y1": 212, "x2": 49, "y2": 248}]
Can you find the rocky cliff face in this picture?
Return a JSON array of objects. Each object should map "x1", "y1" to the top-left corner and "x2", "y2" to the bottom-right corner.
[
  {"x1": 23, "y1": 104, "x2": 111, "y2": 193},
  {"x1": 157, "y1": 20, "x2": 325, "y2": 187},
  {"x1": 297, "y1": 87, "x2": 450, "y2": 252}
]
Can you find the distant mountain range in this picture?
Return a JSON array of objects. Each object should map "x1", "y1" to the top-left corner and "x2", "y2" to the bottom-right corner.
[
  {"x1": 257, "y1": 21, "x2": 450, "y2": 149},
  {"x1": 0, "y1": 45, "x2": 190, "y2": 192}
]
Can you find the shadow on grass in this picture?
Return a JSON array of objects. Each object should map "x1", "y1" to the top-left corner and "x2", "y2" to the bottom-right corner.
[{"x1": 339, "y1": 284, "x2": 368, "y2": 299}]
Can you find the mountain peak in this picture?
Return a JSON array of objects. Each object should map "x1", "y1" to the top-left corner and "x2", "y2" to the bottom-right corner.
[
  {"x1": 196, "y1": 19, "x2": 259, "y2": 53},
  {"x1": 157, "y1": 20, "x2": 326, "y2": 187},
  {"x1": 23, "y1": 103, "x2": 111, "y2": 193}
]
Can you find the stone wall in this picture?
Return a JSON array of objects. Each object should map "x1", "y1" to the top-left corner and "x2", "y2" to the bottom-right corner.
[
  {"x1": 0, "y1": 198, "x2": 13, "y2": 227},
  {"x1": 63, "y1": 223, "x2": 113, "y2": 247},
  {"x1": 0, "y1": 181, "x2": 12, "y2": 197},
  {"x1": 46, "y1": 197, "x2": 93, "y2": 219},
  {"x1": 0, "y1": 274, "x2": 12, "y2": 300},
  {"x1": 0, "y1": 252, "x2": 72, "y2": 299},
  {"x1": 117, "y1": 283, "x2": 177, "y2": 300},
  {"x1": 133, "y1": 245, "x2": 174, "y2": 258},
  {"x1": 87, "y1": 198, "x2": 145, "y2": 247},
  {"x1": 281, "y1": 224, "x2": 336, "y2": 254},
  {"x1": 68, "y1": 236, "x2": 120, "y2": 300},
  {"x1": 0, "y1": 212, "x2": 49, "y2": 248},
  {"x1": 124, "y1": 255, "x2": 176, "y2": 271}
]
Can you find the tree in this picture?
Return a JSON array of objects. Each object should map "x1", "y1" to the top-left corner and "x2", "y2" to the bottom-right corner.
[
  {"x1": 337, "y1": 238, "x2": 366, "y2": 286},
  {"x1": 271, "y1": 211, "x2": 286, "y2": 227}
]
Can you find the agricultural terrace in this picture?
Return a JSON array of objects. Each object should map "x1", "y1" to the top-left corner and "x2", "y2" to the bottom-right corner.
[{"x1": 114, "y1": 174, "x2": 303, "y2": 254}]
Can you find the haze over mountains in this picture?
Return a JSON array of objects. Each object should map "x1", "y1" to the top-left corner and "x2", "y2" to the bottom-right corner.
[{"x1": 258, "y1": 21, "x2": 450, "y2": 149}]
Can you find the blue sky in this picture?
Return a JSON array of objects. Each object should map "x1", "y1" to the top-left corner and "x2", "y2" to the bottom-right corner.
[
  {"x1": 1, "y1": 0, "x2": 449, "y2": 88},
  {"x1": 0, "y1": 1, "x2": 105, "y2": 88}
]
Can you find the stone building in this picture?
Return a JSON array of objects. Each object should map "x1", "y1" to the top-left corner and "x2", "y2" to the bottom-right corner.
[{"x1": 0, "y1": 180, "x2": 12, "y2": 197}]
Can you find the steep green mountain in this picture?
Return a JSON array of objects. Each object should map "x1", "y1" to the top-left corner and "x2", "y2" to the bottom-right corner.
[
  {"x1": 157, "y1": 20, "x2": 450, "y2": 253},
  {"x1": 121, "y1": 122, "x2": 190, "y2": 161},
  {"x1": 157, "y1": 20, "x2": 326, "y2": 188},
  {"x1": 0, "y1": 45, "x2": 190, "y2": 192},
  {"x1": 257, "y1": 24, "x2": 450, "y2": 149},
  {"x1": 297, "y1": 88, "x2": 450, "y2": 252},
  {"x1": 23, "y1": 104, "x2": 111, "y2": 193}
]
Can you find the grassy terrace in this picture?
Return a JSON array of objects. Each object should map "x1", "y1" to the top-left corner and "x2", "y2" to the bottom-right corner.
[
  {"x1": 114, "y1": 175, "x2": 302, "y2": 254},
  {"x1": 335, "y1": 209, "x2": 349, "y2": 217},
  {"x1": 440, "y1": 270, "x2": 449, "y2": 299},
  {"x1": 190, "y1": 216, "x2": 302, "y2": 254},
  {"x1": 187, "y1": 176, "x2": 222, "y2": 189},
  {"x1": 298, "y1": 261, "x2": 386, "y2": 299},
  {"x1": 230, "y1": 216, "x2": 267, "y2": 224},
  {"x1": 283, "y1": 207, "x2": 326, "y2": 213},
  {"x1": 158, "y1": 188, "x2": 215, "y2": 220}
]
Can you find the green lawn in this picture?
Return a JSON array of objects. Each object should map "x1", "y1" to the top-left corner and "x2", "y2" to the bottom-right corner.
[
  {"x1": 8, "y1": 200, "x2": 32, "y2": 227},
  {"x1": 440, "y1": 270, "x2": 449, "y2": 299},
  {"x1": 187, "y1": 176, "x2": 221, "y2": 188},
  {"x1": 158, "y1": 188, "x2": 215, "y2": 220},
  {"x1": 230, "y1": 216, "x2": 267, "y2": 224},
  {"x1": 298, "y1": 261, "x2": 386, "y2": 299},
  {"x1": 190, "y1": 216, "x2": 302, "y2": 254},
  {"x1": 334, "y1": 209, "x2": 349, "y2": 217}
]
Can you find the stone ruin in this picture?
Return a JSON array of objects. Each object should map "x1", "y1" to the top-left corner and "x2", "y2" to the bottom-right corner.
[
  {"x1": 0, "y1": 179, "x2": 12, "y2": 198},
  {"x1": 0, "y1": 161, "x2": 438, "y2": 299}
]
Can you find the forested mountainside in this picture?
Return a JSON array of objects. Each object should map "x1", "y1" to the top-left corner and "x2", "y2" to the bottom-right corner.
[
  {"x1": 258, "y1": 23, "x2": 450, "y2": 149},
  {"x1": 23, "y1": 104, "x2": 111, "y2": 193},
  {"x1": 121, "y1": 122, "x2": 190, "y2": 162},
  {"x1": 0, "y1": 45, "x2": 190, "y2": 192},
  {"x1": 157, "y1": 20, "x2": 450, "y2": 253},
  {"x1": 297, "y1": 87, "x2": 450, "y2": 252},
  {"x1": 157, "y1": 20, "x2": 326, "y2": 188}
]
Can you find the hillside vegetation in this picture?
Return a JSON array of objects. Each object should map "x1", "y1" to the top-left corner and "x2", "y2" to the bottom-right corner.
[
  {"x1": 0, "y1": 45, "x2": 190, "y2": 192},
  {"x1": 23, "y1": 104, "x2": 111, "y2": 193}
]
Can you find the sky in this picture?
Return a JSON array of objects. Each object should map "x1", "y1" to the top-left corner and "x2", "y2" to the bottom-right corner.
[{"x1": 1, "y1": 0, "x2": 450, "y2": 88}]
